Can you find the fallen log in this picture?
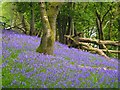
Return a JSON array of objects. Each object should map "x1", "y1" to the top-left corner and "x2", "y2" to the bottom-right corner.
[
  {"x1": 78, "y1": 38, "x2": 120, "y2": 46},
  {"x1": 81, "y1": 46, "x2": 110, "y2": 60},
  {"x1": 64, "y1": 35, "x2": 120, "y2": 46},
  {"x1": 101, "y1": 49, "x2": 120, "y2": 53},
  {"x1": 64, "y1": 35, "x2": 111, "y2": 60},
  {"x1": 76, "y1": 41, "x2": 110, "y2": 59}
]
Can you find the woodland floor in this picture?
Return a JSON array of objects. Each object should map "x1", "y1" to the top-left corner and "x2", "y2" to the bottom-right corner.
[{"x1": 1, "y1": 29, "x2": 118, "y2": 88}]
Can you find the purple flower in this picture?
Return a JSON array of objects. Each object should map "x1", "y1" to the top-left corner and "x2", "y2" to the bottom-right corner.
[
  {"x1": 2, "y1": 30, "x2": 118, "y2": 88},
  {"x1": 21, "y1": 82, "x2": 26, "y2": 86}
]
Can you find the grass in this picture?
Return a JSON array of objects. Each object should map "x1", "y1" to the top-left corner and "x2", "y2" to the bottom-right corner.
[{"x1": 2, "y1": 30, "x2": 118, "y2": 88}]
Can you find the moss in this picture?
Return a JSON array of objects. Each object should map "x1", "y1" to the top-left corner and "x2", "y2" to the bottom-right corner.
[
  {"x1": 36, "y1": 44, "x2": 48, "y2": 55},
  {"x1": 47, "y1": 7, "x2": 57, "y2": 17},
  {"x1": 36, "y1": 45, "x2": 43, "y2": 53},
  {"x1": 47, "y1": 36, "x2": 53, "y2": 47}
]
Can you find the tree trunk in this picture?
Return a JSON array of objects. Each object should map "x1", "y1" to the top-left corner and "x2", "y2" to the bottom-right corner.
[
  {"x1": 66, "y1": 2, "x2": 72, "y2": 36},
  {"x1": 57, "y1": 12, "x2": 67, "y2": 44},
  {"x1": 71, "y1": 2, "x2": 75, "y2": 36},
  {"x1": 67, "y1": 16, "x2": 72, "y2": 35},
  {"x1": 62, "y1": 16, "x2": 67, "y2": 44},
  {"x1": 29, "y1": 2, "x2": 35, "y2": 36},
  {"x1": 95, "y1": 4, "x2": 112, "y2": 48},
  {"x1": 21, "y1": 14, "x2": 27, "y2": 34},
  {"x1": 96, "y1": 12, "x2": 104, "y2": 49},
  {"x1": 70, "y1": 17, "x2": 74, "y2": 36},
  {"x1": 36, "y1": 2, "x2": 61, "y2": 55},
  {"x1": 36, "y1": 2, "x2": 52, "y2": 55},
  {"x1": 108, "y1": 17, "x2": 112, "y2": 40},
  {"x1": 57, "y1": 14, "x2": 62, "y2": 42},
  {"x1": 66, "y1": 2, "x2": 75, "y2": 44},
  {"x1": 118, "y1": 19, "x2": 120, "y2": 60},
  {"x1": 96, "y1": 18, "x2": 104, "y2": 40}
]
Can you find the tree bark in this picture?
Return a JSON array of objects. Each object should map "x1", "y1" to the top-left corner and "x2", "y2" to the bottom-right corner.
[
  {"x1": 66, "y1": 2, "x2": 75, "y2": 44},
  {"x1": 108, "y1": 17, "x2": 112, "y2": 40},
  {"x1": 36, "y1": 2, "x2": 61, "y2": 55},
  {"x1": 36, "y1": 2, "x2": 52, "y2": 55},
  {"x1": 70, "y1": 17, "x2": 74, "y2": 36},
  {"x1": 57, "y1": 14, "x2": 62, "y2": 42},
  {"x1": 71, "y1": 2, "x2": 75, "y2": 36},
  {"x1": 57, "y1": 12, "x2": 67, "y2": 44},
  {"x1": 96, "y1": 13, "x2": 104, "y2": 49},
  {"x1": 95, "y1": 4, "x2": 111, "y2": 48},
  {"x1": 29, "y1": 2, "x2": 35, "y2": 36},
  {"x1": 101, "y1": 49, "x2": 120, "y2": 53},
  {"x1": 62, "y1": 16, "x2": 68, "y2": 44},
  {"x1": 118, "y1": 19, "x2": 120, "y2": 60},
  {"x1": 21, "y1": 14, "x2": 27, "y2": 34}
]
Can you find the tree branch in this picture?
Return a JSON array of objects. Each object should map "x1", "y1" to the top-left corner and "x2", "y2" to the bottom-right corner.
[{"x1": 102, "y1": 6, "x2": 112, "y2": 22}]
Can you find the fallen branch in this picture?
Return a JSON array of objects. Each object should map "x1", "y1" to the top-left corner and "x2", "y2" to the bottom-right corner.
[
  {"x1": 81, "y1": 46, "x2": 110, "y2": 60},
  {"x1": 65, "y1": 35, "x2": 120, "y2": 46},
  {"x1": 101, "y1": 49, "x2": 120, "y2": 53},
  {"x1": 64, "y1": 35, "x2": 110, "y2": 60},
  {"x1": 78, "y1": 38, "x2": 119, "y2": 46}
]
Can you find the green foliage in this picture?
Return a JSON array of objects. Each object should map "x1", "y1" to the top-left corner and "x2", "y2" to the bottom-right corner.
[
  {"x1": 58, "y1": 2, "x2": 119, "y2": 58},
  {"x1": 64, "y1": 57, "x2": 71, "y2": 60},
  {"x1": 2, "y1": 2, "x2": 119, "y2": 58},
  {"x1": 1, "y1": 2, "x2": 14, "y2": 26},
  {"x1": 2, "y1": 48, "x2": 21, "y2": 87},
  {"x1": 15, "y1": 2, "x2": 30, "y2": 13}
]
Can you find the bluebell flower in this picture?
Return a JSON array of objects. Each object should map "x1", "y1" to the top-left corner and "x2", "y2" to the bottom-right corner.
[{"x1": 2, "y1": 30, "x2": 118, "y2": 88}]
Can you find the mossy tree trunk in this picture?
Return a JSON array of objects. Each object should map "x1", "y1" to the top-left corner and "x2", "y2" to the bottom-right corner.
[{"x1": 36, "y1": 2, "x2": 62, "y2": 55}]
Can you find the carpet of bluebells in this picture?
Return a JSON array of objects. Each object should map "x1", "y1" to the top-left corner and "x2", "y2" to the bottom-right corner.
[{"x1": 2, "y1": 29, "x2": 118, "y2": 88}]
